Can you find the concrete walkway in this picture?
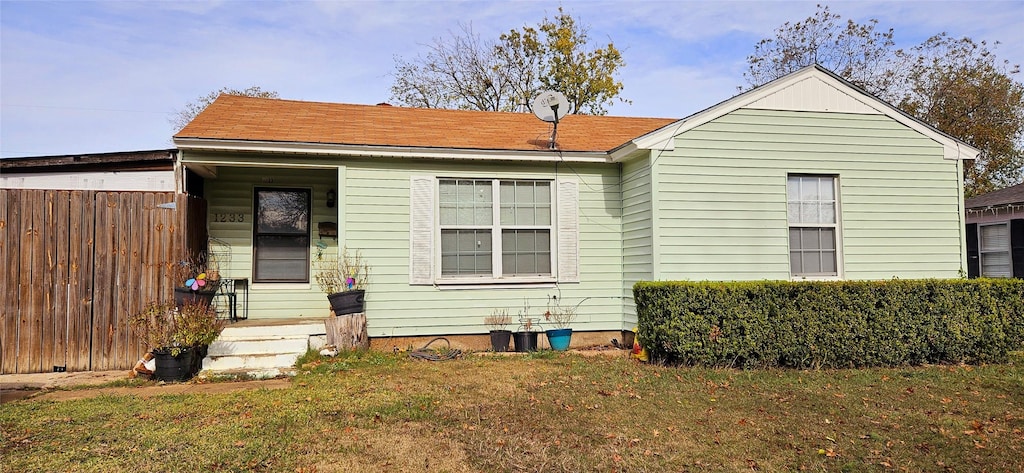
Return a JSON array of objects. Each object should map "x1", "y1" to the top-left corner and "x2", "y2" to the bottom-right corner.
[
  {"x1": 1, "y1": 370, "x2": 130, "y2": 403},
  {"x1": 1, "y1": 369, "x2": 294, "y2": 404}
]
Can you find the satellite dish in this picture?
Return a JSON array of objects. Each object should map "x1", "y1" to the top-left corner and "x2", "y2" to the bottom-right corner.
[{"x1": 532, "y1": 91, "x2": 570, "y2": 123}]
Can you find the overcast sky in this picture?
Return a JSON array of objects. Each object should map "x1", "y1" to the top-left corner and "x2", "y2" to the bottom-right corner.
[{"x1": 2, "y1": 0, "x2": 1022, "y2": 158}]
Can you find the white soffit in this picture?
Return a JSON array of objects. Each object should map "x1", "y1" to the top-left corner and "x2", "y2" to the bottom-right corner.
[{"x1": 744, "y1": 75, "x2": 879, "y2": 114}]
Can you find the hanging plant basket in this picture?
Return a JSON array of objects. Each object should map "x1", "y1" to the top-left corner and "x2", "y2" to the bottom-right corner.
[
  {"x1": 327, "y1": 290, "x2": 365, "y2": 315},
  {"x1": 174, "y1": 284, "x2": 219, "y2": 308}
]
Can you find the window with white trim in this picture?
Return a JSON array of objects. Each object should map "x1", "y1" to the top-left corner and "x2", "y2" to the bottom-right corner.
[
  {"x1": 787, "y1": 175, "x2": 838, "y2": 277},
  {"x1": 409, "y1": 176, "x2": 578, "y2": 286},
  {"x1": 979, "y1": 222, "x2": 1012, "y2": 277},
  {"x1": 253, "y1": 187, "x2": 310, "y2": 283},
  {"x1": 438, "y1": 179, "x2": 552, "y2": 278}
]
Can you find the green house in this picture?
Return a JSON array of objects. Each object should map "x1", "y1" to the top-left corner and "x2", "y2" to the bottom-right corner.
[{"x1": 173, "y1": 65, "x2": 979, "y2": 343}]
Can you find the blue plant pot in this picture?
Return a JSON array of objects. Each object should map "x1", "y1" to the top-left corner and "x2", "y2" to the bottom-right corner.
[{"x1": 546, "y1": 328, "x2": 572, "y2": 351}]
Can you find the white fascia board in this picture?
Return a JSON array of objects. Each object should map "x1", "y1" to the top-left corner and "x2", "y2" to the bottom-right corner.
[
  {"x1": 173, "y1": 138, "x2": 612, "y2": 163},
  {"x1": 612, "y1": 65, "x2": 980, "y2": 162}
]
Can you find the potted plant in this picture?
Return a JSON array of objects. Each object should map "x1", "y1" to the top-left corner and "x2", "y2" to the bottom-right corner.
[
  {"x1": 484, "y1": 309, "x2": 513, "y2": 352},
  {"x1": 513, "y1": 299, "x2": 541, "y2": 352},
  {"x1": 314, "y1": 246, "x2": 370, "y2": 315},
  {"x1": 543, "y1": 297, "x2": 576, "y2": 351},
  {"x1": 169, "y1": 253, "x2": 220, "y2": 308},
  {"x1": 130, "y1": 301, "x2": 223, "y2": 382}
]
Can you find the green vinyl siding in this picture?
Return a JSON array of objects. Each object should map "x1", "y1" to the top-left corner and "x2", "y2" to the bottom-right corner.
[
  {"x1": 201, "y1": 155, "x2": 624, "y2": 335},
  {"x1": 344, "y1": 159, "x2": 623, "y2": 337},
  {"x1": 649, "y1": 108, "x2": 963, "y2": 281},
  {"x1": 621, "y1": 154, "x2": 653, "y2": 327}
]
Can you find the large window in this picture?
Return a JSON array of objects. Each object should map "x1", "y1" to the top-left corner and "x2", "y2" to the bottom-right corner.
[
  {"x1": 979, "y1": 223, "x2": 1012, "y2": 277},
  {"x1": 787, "y1": 175, "x2": 838, "y2": 277},
  {"x1": 254, "y1": 188, "x2": 310, "y2": 283},
  {"x1": 438, "y1": 179, "x2": 552, "y2": 279}
]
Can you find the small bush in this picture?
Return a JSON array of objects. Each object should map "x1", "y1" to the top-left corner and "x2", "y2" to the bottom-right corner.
[{"x1": 634, "y1": 279, "x2": 1024, "y2": 368}]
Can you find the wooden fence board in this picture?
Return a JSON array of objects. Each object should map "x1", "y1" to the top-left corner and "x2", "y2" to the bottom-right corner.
[
  {"x1": 126, "y1": 193, "x2": 142, "y2": 362},
  {"x1": 0, "y1": 190, "x2": 16, "y2": 373},
  {"x1": 38, "y1": 190, "x2": 54, "y2": 370},
  {"x1": 91, "y1": 192, "x2": 115, "y2": 370},
  {"x1": 23, "y1": 190, "x2": 45, "y2": 372},
  {"x1": 53, "y1": 191, "x2": 71, "y2": 371},
  {"x1": 157, "y1": 194, "x2": 174, "y2": 303},
  {"x1": 3, "y1": 190, "x2": 23, "y2": 373},
  {"x1": 112, "y1": 192, "x2": 129, "y2": 367},
  {"x1": 40, "y1": 191, "x2": 56, "y2": 372},
  {"x1": 66, "y1": 191, "x2": 88, "y2": 371},
  {"x1": 142, "y1": 193, "x2": 157, "y2": 309}
]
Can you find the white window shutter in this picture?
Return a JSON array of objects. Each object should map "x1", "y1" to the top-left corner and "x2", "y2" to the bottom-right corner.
[
  {"x1": 557, "y1": 179, "x2": 580, "y2": 283},
  {"x1": 409, "y1": 176, "x2": 435, "y2": 285}
]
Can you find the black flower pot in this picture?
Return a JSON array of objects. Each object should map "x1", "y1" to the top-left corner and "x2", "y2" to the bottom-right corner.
[
  {"x1": 513, "y1": 331, "x2": 538, "y2": 352},
  {"x1": 153, "y1": 348, "x2": 195, "y2": 382},
  {"x1": 190, "y1": 344, "x2": 208, "y2": 377},
  {"x1": 489, "y1": 330, "x2": 512, "y2": 352},
  {"x1": 327, "y1": 290, "x2": 365, "y2": 315},
  {"x1": 174, "y1": 286, "x2": 218, "y2": 309}
]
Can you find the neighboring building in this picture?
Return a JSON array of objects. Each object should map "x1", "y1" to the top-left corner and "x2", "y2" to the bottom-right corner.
[
  {"x1": 965, "y1": 182, "x2": 1024, "y2": 278},
  {"x1": 171, "y1": 64, "x2": 980, "y2": 337},
  {"x1": 0, "y1": 149, "x2": 184, "y2": 192}
]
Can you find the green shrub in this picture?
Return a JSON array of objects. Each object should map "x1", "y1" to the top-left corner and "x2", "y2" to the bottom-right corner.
[{"x1": 634, "y1": 279, "x2": 1024, "y2": 369}]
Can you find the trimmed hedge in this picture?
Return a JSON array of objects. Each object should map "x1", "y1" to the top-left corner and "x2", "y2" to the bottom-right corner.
[{"x1": 633, "y1": 279, "x2": 1024, "y2": 368}]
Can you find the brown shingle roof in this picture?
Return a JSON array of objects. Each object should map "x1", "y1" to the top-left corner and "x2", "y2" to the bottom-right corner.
[
  {"x1": 965, "y1": 182, "x2": 1024, "y2": 209},
  {"x1": 175, "y1": 95, "x2": 677, "y2": 153}
]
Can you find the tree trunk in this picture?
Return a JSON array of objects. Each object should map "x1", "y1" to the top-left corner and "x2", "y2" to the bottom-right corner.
[{"x1": 325, "y1": 313, "x2": 369, "y2": 350}]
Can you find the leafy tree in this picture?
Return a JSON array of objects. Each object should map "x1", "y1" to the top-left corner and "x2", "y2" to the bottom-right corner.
[
  {"x1": 390, "y1": 8, "x2": 626, "y2": 115},
  {"x1": 744, "y1": 5, "x2": 902, "y2": 97},
  {"x1": 745, "y1": 5, "x2": 1024, "y2": 196},
  {"x1": 171, "y1": 86, "x2": 279, "y2": 132},
  {"x1": 899, "y1": 34, "x2": 1024, "y2": 195}
]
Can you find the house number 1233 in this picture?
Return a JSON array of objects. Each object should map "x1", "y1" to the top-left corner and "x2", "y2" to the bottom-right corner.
[{"x1": 214, "y1": 213, "x2": 244, "y2": 222}]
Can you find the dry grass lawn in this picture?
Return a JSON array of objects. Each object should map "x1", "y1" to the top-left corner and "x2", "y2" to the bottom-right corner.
[{"x1": 2, "y1": 350, "x2": 1022, "y2": 472}]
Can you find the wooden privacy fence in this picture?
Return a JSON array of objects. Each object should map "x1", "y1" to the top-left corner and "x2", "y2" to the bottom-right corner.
[{"x1": 0, "y1": 189, "x2": 207, "y2": 374}]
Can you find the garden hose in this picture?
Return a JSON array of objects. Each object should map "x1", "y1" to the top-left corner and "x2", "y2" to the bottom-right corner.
[{"x1": 409, "y1": 337, "x2": 462, "y2": 361}]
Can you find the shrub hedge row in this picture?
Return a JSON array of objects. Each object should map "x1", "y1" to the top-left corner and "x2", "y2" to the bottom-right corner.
[{"x1": 633, "y1": 279, "x2": 1024, "y2": 368}]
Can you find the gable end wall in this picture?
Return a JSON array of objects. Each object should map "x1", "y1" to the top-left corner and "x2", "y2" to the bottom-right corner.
[{"x1": 651, "y1": 108, "x2": 963, "y2": 281}]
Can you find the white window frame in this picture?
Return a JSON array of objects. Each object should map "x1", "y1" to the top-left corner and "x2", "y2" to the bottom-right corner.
[
  {"x1": 787, "y1": 174, "x2": 842, "y2": 279},
  {"x1": 436, "y1": 178, "x2": 555, "y2": 283},
  {"x1": 978, "y1": 222, "x2": 1012, "y2": 278},
  {"x1": 409, "y1": 176, "x2": 579, "y2": 287}
]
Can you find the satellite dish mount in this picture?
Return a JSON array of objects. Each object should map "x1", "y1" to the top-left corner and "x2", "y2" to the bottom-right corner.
[{"x1": 532, "y1": 91, "x2": 570, "y2": 150}]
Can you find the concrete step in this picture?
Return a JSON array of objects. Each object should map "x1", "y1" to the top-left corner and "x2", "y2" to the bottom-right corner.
[
  {"x1": 206, "y1": 337, "x2": 308, "y2": 357},
  {"x1": 199, "y1": 321, "x2": 326, "y2": 378},
  {"x1": 217, "y1": 322, "x2": 325, "y2": 340},
  {"x1": 202, "y1": 353, "x2": 304, "y2": 372}
]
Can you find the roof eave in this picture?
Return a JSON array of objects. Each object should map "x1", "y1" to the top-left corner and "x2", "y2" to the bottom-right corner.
[{"x1": 172, "y1": 138, "x2": 613, "y2": 163}]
